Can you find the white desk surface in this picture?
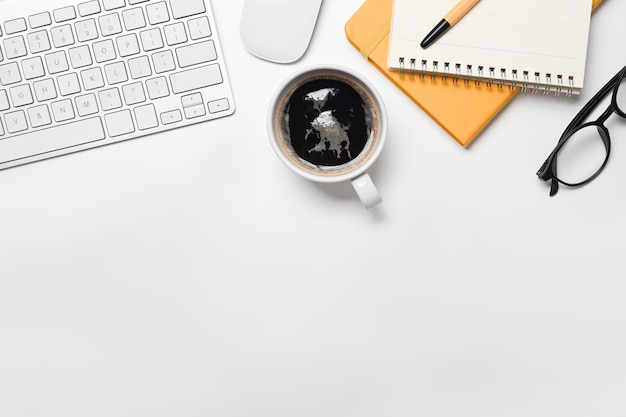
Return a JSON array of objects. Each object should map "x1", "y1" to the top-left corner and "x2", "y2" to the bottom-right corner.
[{"x1": 1, "y1": 1, "x2": 625, "y2": 416}]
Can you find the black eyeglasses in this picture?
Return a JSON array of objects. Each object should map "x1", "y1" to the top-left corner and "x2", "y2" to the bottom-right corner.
[{"x1": 537, "y1": 65, "x2": 626, "y2": 196}]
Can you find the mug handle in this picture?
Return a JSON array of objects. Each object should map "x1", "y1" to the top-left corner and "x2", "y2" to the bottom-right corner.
[{"x1": 351, "y1": 173, "x2": 382, "y2": 209}]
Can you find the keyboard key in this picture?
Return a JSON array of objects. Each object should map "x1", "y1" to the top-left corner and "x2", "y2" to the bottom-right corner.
[
  {"x1": 0, "y1": 62, "x2": 22, "y2": 86},
  {"x1": 128, "y1": 55, "x2": 152, "y2": 79},
  {"x1": 98, "y1": 87, "x2": 122, "y2": 110},
  {"x1": 33, "y1": 78, "x2": 58, "y2": 101},
  {"x1": 45, "y1": 50, "x2": 70, "y2": 74},
  {"x1": 116, "y1": 33, "x2": 140, "y2": 57},
  {"x1": 53, "y1": 6, "x2": 77, "y2": 23},
  {"x1": 146, "y1": 76, "x2": 169, "y2": 99},
  {"x1": 208, "y1": 98, "x2": 230, "y2": 114},
  {"x1": 4, "y1": 18, "x2": 27, "y2": 35},
  {"x1": 104, "y1": 109, "x2": 134, "y2": 137},
  {"x1": 10, "y1": 84, "x2": 34, "y2": 107},
  {"x1": 0, "y1": 117, "x2": 106, "y2": 164},
  {"x1": 152, "y1": 50, "x2": 175, "y2": 73},
  {"x1": 140, "y1": 28, "x2": 164, "y2": 51},
  {"x1": 122, "y1": 81, "x2": 146, "y2": 105},
  {"x1": 104, "y1": 61, "x2": 128, "y2": 84},
  {"x1": 160, "y1": 109, "x2": 182, "y2": 125},
  {"x1": 181, "y1": 92, "x2": 202, "y2": 108},
  {"x1": 102, "y1": 0, "x2": 126, "y2": 11},
  {"x1": 134, "y1": 103, "x2": 158, "y2": 130},
  {"x1": 170, "y1": 0, "x2": 206, "y2": 19},
  {"x1": 4, "y1": 110, "x2": 29, "y2": 133},
  {"x1": 27, "y1": 31, "x2": 52, "y2": 54},
  {"x1": 93, "y1": 39, "x2": 117, "y2": 62},
  {"x1": 78, "y1": 1, "x2": 101, "y2": 17},
  {"x1": 28, "y1": 13, "x2": 52, "y2": 29},
  {"x1": 69, "y1": 45, "x2": 93, "y2": 68},
  {"x1": 28, "y1": 105, "x2": 52, "y2": 128},
  {"x1": 51, "y1": 25, "x2": 76, "y2": 48},
  {"x1": 80, "y1": 67, "x2": 105, "y2": 90},
  {"x1": 122, "y1": 8, "x2": 146, "y2": 30},
  {"x1": 164, "y1": 22, "x2": 188, "y2": 46},
  {"x1": 146, "y1": 2, "x2": 170, "y2": 25},
  {"x1": 75, "y1": 19, "x2": 99, "y2": 42},
  {"x1": 51, "y1": 99, "x2": 76, "y2": 122},
  {"x1": 58, "y1": 72, "x2": 82, "y2": 96},
  {"x1": 75, "y1": 93, "x2": 99, "y2": 116},
  {"x1": 169, "y1": 64, "x2": 222, "y2": 94},
  {"x1": 4, "y1": 36, "x2": 28, "y2": 59},
  {"x1": 99, "y1": 13, "x2": 123, "y2": 36},
  {"x1": 175, "y1": 39, "x2": 216, "y2": 68},
  {"x1": 188, "y1": 16, "x2": 211, "y2": 40},
  {"x1": 184, "y1": 104, "x2": 205, "y2": 119},
  {"x1": 21, "y1": 56, "x2": 46, "y2": 80}
]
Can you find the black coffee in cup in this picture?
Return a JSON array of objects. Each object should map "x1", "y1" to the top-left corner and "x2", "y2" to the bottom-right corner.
[
  {"x1": 274, "y1": 71, "x2": 380, "y2": 176},
  {"x1": 285, "y1": 78, "x2": 370, "y2": 166}
]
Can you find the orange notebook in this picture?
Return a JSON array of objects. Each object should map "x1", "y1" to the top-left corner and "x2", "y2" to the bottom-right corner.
[{"x1": 344, "y1": 0, "x2": 603, "y2": 147}]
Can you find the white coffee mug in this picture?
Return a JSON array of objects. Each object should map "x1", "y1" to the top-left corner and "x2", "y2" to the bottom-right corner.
[{"x1": 267, "y1": 65, "x2": 387, "y2": 209}]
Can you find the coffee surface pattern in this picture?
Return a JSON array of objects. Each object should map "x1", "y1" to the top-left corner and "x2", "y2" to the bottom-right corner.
[{"x1": 285, "y1": 78, "x2": 370, "y2": 167}]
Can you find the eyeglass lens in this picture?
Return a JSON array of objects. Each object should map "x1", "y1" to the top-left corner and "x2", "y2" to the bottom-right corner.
[
  {"x1": 554, "y1": 125, "x2": 608, "y2": 184},
  {"x1": 553, "y1": 71, "x2": 626, "y2": 186}
]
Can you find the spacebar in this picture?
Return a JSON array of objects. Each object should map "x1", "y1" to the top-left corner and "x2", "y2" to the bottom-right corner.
[{"x1": 0, "y1": 117, "x2": 105, "y2": 164}]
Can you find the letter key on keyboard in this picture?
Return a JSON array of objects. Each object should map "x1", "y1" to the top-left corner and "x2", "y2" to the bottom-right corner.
[{"x1": 0, "y1": 0, "x2": 235, "y2": 169}]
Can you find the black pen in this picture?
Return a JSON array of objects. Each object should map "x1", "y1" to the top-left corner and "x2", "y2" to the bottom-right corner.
[{"x1": 420, "y1": 0, "x2": 481, "y2": 49}]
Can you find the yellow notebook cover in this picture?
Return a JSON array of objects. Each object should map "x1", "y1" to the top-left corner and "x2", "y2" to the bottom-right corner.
[{"x1": 344, "y1": 0, "x2": 603, "y2": 147}]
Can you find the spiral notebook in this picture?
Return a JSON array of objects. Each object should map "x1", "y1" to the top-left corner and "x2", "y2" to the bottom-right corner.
[{"x1": 387, "y1": 0, "x2": 593, "y2": 95}]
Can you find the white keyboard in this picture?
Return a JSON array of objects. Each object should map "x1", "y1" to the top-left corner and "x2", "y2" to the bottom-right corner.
[{"x1": 0, "y1": 0, "x2": 235, "y2": 170}]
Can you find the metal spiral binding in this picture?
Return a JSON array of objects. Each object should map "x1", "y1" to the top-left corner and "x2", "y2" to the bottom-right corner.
[
  {"x1": 395, "y1": 58, "x2": 575, "y2": 95},
  {"x1": 567, "y1": 76, "x2": 574, "y2": 97},
  {"x1": 465, "y1": 65, "x2": 472, "y2": 84},
  {"x1": 532, "y1": 72, "x2": 541, "y2": 94},
  {"x1": 487, "y1": 67, "x2": 495, "y2": 87},
  {"x1": 510, "y1": 70, "x2": 518, "y2": 89},
  {"x1": 520, "y1": 71, "x2": 529, "y2": 92},
  {"x1": 555, "y1": 75, "x2": 563, "y2": 95},
  {"x1": 543, "y1": 74, "x2": 552, "y2": 95}
]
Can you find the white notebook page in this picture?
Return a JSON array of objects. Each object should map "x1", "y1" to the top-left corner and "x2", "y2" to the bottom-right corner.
[{"x1": 387, "y1": 0, "x2": 592, "y2": 94}]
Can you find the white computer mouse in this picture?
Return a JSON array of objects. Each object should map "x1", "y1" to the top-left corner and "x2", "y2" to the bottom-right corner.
[{"x1": 240, "y1": 0, "x2": 322, "y2": 64}]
